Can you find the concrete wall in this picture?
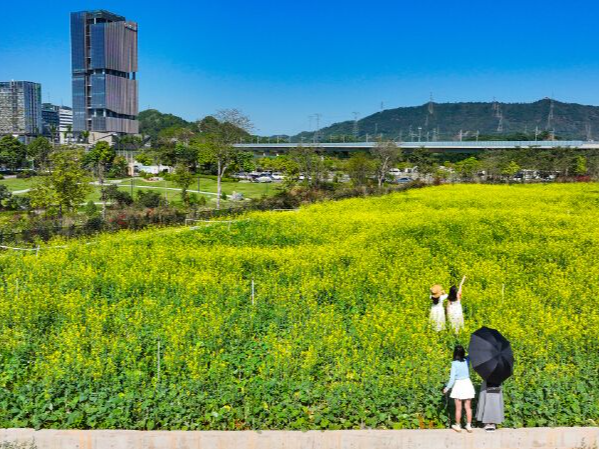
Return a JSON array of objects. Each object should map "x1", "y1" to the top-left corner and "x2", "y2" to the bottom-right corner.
[{"x1": 0, "y1": 427, "x2": 598, "y2": 449}]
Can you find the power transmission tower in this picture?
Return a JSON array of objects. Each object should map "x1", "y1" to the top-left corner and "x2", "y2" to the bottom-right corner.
[
  {"x1": 428, "y1": 93, "x2": 435, "y2": 115},
  {"x1": 352, "y1": 112, "x2": 359, "y2": 138},
  {"x1": 585, "y1": 122, "x2": 592, "y2": 141},
  {"x1": 314, "y1": 113, "x2": 322, "y2": 143},
  {"x1": 546, "y1": 98, "x2": 554, "y2": 130},
  {"x1": 425, "y1": 93, "x2": 434, "y2": 128}
]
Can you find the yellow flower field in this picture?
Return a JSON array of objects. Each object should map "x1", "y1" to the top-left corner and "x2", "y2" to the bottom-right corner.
[{"x1": 0, "y1": 183, "x2": 598, "y2": 429}]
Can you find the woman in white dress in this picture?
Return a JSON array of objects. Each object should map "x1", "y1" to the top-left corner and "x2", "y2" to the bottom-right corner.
[
  {"x1": 429, "y1": 284, "x2": 447, "y2": 331},
  {"x1": 446, "y1": 277, "x2": 466, "y2": 332}
]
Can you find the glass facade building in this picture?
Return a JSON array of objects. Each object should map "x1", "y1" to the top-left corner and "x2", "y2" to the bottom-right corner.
[
  {"x1": 42, "y1": 103, "x2": 60, "y2": 139},
  {"x1": 0, "y1": 81, "x2": 42, "y2": 137},
  {"x1": 70, "y1": 10, "x2": 139, "y2": 134},
  {"x1": 43, "y1": 103, "x2": 74, "y2": 144}
]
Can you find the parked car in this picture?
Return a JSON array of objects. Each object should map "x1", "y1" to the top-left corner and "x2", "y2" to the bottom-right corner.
[
  {"x1": 232, "y1": 172, "x2": 252, "y2": 180},
  {"x1": 256, "y1": 175, "x2": 273, "y2": 183},
  {"x1": 271, "y1": 172, "x2": 284, "y2": 181},
  {"x1": 396, "y1": 177, "x2": 412, "y2": 184}
]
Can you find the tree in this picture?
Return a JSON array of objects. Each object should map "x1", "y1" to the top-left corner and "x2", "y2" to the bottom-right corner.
[
  {"x1": 195, "y1": 109, "x2": 253, "y2": 209},
  {"x1": 84, "y1": 200, "x2": 99, "y2": 218},
  {"x1": 288, "y1": 146, "x2": 328, "y2": 187},
  {"x1": 48, "y1": 124, "x2": 59, "y2": 146},
  {"x1": 407, "y1": 148, "x2": 436, "y2": 178},
  {"x1": 63, "y1": 125, "x2": 73, "y2": 144},
  {"x1": 172, "y1": 163, "x2": 194, "y2": 205},
  {"x1": 0, "y1": 185, "x2": 12, "y2": 210},
  {"x1": 29, "y1": 147, "x2": 91, "y2": 217},
  {"x1": 27, "y1": 137, "x2": 53, "y2": 171},
  {"x1": 84, "y1": 141, "x2": 116, "y2": 185},
  {"x1": 574, "y1": 156, "x2": 588, "y2": 176},
  {"x1": 0, "y1": 136, "x2": 27, "y2": 170},
  {"x1": 102, "y1": 184, "x2": 133, "y2": 207},
  {"x1": 346, "y1": 153, "x2": 376, "y2": 186},
  {"x1": 371, "y1": 140, "x2": 402, "y2": 188},
  {"x1": 136, "y1": 190, "x2": 163, "y2": 208},
  {"x1": 107, "y1": 156, "x2": 130, "y2": 178},
  {"x1": 84, "y1": 141, "x2": 117, "y2": 217},
  {"x1": 501, "y1": 161, "x2": 521, "y2": 182},
  {"x1": 455, "y1": 157, "x2": 482, "y2": 181}
]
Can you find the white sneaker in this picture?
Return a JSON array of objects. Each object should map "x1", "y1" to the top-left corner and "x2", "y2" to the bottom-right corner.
[
  {"x1": 484, "y1": 424, "x2": 496, "y2": 432},
  {"x1": 451, "y1": 424, "x2": 462, "y2": 432},
  {"x1": 465, "y1": 423, "x2": 473, "y2": 433}
]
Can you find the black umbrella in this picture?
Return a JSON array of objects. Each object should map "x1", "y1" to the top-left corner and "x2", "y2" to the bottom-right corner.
[{"x1": 468, "y1": 326, "x2": 514, "y2": 385}]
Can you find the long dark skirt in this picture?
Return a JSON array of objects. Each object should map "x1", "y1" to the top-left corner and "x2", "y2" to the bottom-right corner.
[{"x1": 476, "y1": 381, "x2": 505, "y2": 424}]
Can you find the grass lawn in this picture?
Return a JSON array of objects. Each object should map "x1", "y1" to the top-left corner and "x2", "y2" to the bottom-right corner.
[
  {"x1": 1, "y1": 176, "x2": 280, "y2": 203},
  {"x1": 118, "y1": 177, "x2": 280, "y2": 198},
  {"x1": 0, "y1": 177, "x2": 37, "y2": 192}
]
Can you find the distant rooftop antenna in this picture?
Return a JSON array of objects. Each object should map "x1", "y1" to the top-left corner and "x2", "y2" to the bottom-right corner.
[{"x1": 352, "y1": 112, "x2": 359, "y2": 137}]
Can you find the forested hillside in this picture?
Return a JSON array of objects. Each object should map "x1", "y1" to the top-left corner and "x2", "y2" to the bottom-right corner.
[{"x1": 294, "y1": 99, "x2": 599, "y2": 141}]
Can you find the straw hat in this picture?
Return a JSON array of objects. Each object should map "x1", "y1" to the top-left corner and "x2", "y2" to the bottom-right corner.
[{"x1": 430, "y1": 284, "x2": 445, "y2": 299}]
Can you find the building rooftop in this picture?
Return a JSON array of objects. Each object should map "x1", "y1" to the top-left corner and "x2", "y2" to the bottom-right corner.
[{"x1": 72, "y1": 10, "x2": 126, "y2": 22}]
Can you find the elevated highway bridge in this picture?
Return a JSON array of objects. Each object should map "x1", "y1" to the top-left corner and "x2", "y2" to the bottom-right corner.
[{"x1": 235, "y1": 140, "x2": 599, "y2": 156}]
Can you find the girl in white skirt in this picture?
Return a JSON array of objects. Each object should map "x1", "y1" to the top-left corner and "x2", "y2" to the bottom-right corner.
[
  {"x1": 446, "y1": 276, "x2": 466, "y2": 332},
  {"x1": 443, "y1": 345, "x2": 475, "y2": 432},
  {"x1": 429, "y1": 285, "x2": 447, "y2": 331}
]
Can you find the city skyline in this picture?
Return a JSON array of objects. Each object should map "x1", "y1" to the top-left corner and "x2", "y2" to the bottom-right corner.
[{"x1": 1, "y1": 0, "x2": 599, "y2": 136}]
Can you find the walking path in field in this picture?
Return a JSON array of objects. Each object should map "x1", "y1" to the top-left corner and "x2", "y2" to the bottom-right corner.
[
  {"x1": 117, "y1": 183, "x2": 218, "y2": 196},
  {"x1": 0, "y1": 427, "x2": 596, "y2": 449}
]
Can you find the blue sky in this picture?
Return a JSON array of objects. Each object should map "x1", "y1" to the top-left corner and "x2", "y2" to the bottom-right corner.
[{"x1": 1, "y1": 0, "x2": 598, "y2": 135}]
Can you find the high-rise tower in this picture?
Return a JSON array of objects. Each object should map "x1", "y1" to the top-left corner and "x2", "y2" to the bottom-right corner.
[
  {"x1": 71, "y1": 10, "x2": 138, "y2": 135},
  {"x1": 0, "y1": 81, "x2": 42, "y2": 140}
]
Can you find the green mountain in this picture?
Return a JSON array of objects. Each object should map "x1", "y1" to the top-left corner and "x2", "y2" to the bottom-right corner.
[
  {"x1": 138, "y1": 109, "x2": 195, "y2": 141},
  {"x1": 294, "y1": 99, "x2": 599, "y2": 141}
]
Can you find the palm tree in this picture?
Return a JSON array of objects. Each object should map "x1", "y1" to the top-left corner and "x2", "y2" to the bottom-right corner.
[{"x1": 49, "y1": 124, "x2": 58, "y2": 147}]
